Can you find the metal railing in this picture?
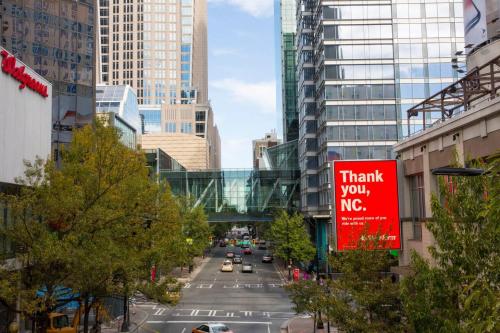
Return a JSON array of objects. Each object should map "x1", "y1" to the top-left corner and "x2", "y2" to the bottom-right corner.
[{"x1": 407, "y1": 54, "x2": 500, "y2": 137}]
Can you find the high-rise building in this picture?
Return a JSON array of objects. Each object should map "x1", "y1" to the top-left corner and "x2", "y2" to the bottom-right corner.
[
  {"x1": 252, "y1": 131, "x2": 281, "y2": 169},
  {"x1": 96, "y1": 0, "x2": 220, "y2": 169},
  {"x1": 295, "y1": 0, "x2": 465, "y2": 264},
  {"x1": 275, "y1": 0, "x2": 299, "y2": 142},
  {"x1": 0, "y1": 0, "x2": 96, "y2": 158}
]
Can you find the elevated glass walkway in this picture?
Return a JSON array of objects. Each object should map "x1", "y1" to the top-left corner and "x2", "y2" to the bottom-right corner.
[
  {"x1": 160, "y1": 169, "x2": 300, "y2": 222},
  {"x1": 159, "y1": 140, "x2": 300, "y2": 223}
]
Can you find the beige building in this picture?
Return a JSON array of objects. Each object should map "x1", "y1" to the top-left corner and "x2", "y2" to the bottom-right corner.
[
  {"x1": 252, "y1": 131, "x2": 281, "y2": 169},
  {"x1": 393, "y1": 41, "x2": 500, "y2": 273},
  {"x1": 97, "y1": 0, "x2": 220, "y2": 169}
]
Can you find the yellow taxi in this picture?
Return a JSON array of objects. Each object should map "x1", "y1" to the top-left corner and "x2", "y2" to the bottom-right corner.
[{"x1": 220, "y1": 260, "x2": 234, "y2": 272}]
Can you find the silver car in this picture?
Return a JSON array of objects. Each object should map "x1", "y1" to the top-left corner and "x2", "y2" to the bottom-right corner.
[{"x1": 241, "y1": 262, "x2": 253, "y2": 273}]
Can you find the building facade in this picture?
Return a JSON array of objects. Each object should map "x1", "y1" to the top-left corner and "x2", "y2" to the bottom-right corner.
[
  {"x1": 96, "y1": 84, "x2": 141, "y2": 149},
  {"x1": 276, "y1": 0, "x2": 299, "y2": 142},
  {"x1": 0, "y1": 0, "x2": 95, "y2": 158},
  {"x1": 295, "y1": 0, "x2": 465, "y2": 265},
  {"x1": 252, "y1": 131, "x2": 282, "y2": 169},
  {"x1": 393, "y1": 40, "x2": 500, "y2": 273},
  {"x1": 0, "y1": 48, "x2": 52, "y2": 332},
  {"x1": 96, "y1": 0, "x2": 220, "y2": 169}
]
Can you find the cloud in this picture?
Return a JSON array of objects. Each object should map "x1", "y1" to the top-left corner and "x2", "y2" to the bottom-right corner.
[
  {"x1": 208, "y1": 0, "x2": 274, "y2": 18},
  {"x1": 212, "y1": 47, "x2": 239, "y2": 56},
  {"x1": 210, "y1": 79, "x2": 276, "y2": 114}
]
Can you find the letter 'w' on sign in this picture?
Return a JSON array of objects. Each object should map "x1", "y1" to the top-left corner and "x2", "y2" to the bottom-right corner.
[{"x1": 332, "y1": 160, "x2": 400, "y2": 251}]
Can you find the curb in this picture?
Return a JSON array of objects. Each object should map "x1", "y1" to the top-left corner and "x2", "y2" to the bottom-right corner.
[{"x1": 178, "y1": 256, "x2": 211, "y2": 284}]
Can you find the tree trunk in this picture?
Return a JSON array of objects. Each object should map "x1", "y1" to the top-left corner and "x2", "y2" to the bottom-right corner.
[{"x1": 83, "y1": 296, "x2": 90, "y2": 333}]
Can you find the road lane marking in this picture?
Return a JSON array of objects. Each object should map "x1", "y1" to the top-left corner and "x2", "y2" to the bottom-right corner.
[
  {"x1": 181, "y1": 329, "x2": 186, "y2": 333},
  {"x1": 147, "y1": 321, "x2": 273, "y2": 325}
]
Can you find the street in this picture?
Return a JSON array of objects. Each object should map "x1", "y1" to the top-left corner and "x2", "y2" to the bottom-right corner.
[{"x1": 137, "y1": 245, "x2": 295, "y2": 333}]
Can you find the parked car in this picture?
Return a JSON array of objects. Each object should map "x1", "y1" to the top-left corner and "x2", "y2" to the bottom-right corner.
[
  {"x1": 262, "y1": 253, "x2": 273, "y2": 263},
  {"x1": 241, "y1": 263, "x2": 253, "y2": 273},
  {"x1": 225, "y1": 251, "x2": 235, "y2": 258},
  {"x1": 192, "y1": 323, "x2": 233, "y2": 333},
  {"x1": 232, "y1": 254, "x2": 242, "y2": 264},
  {"x1": 243, "y1": 248, "x2": 252, "y2": 255},
  {"x1": 221, "y1": 260, "x2": 233, "y2": 272}
]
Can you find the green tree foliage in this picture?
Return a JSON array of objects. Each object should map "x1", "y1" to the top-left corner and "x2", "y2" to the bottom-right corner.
[
  {"x1": 0, "y1": 121, "x2": 186, "y2": 332},
  {"x1": 211, "y1": 222, "x2": 231, "y2": 240},
  {"x1": 325, "y1": 240, "x2": 405, "y2": 333},
  {"x1": 401, "y1": 157, "x2": 500, "y2": 333},
  {"x1": 285, "y1": 280, "x2": 327, "y2": 330},
  {"x1": 267, "y1": 211, "x2": 315, "y2": 265},
  {"x1": 177, "y1": 197, "x2": 211, "y2": 264}
]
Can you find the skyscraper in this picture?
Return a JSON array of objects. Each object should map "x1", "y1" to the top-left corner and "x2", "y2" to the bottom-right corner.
[
  {"x1": 276, "y1": 0, "x2": 299, "y2": 143},
  {"x1": 97, "y1": 0, "x2": 220, "y2": 168},
  {"x1": 0, "y1": 0, "x2": 96, "y2": 157},
  {"x1": 295, "y1": 0, "x2": 464, "y2": 263}
]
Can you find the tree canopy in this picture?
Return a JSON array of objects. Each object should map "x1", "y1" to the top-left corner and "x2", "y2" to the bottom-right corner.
[{"x1": 0, "y1": 122, "x2": 187, "y2": 332}]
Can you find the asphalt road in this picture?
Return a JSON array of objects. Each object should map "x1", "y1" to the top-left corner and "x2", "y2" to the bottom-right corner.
[{"x1": 139, "y1": 245, "x2": 294, "y2": 333}]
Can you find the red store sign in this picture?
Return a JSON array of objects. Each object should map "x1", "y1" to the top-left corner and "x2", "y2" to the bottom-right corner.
[
  {"x1": 1, "y1": 50, "x2": 49, "y2": 98},
  {"x1": 333, "y1": 160, "x2": 401, "y2": 251}
]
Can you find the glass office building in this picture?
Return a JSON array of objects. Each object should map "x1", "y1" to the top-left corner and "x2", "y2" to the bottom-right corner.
[
  {"x1": 295, "y1": 0, "x2": 464, "y2": 265},
  {"x1": 0, "y1": 0, "x2": 95, "y2": 155},
  {"x1": 276, "y1": 0, "x2": 299, "y2": 142}
]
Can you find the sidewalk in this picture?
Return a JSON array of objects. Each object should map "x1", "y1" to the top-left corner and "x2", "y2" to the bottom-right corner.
[
  {"x1": 281, "y1": 316, "x2": 338, "y2": 333},
  {"x1": 94, "y1": 307, "x2": 149, "y2": 333}
]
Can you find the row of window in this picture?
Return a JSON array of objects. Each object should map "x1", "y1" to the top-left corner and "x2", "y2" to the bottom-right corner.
[
  {"x1": 165, "y1": 122, "x2": 205, "y2": 134},
  {"x1": 323, "y1": 104, "x2": 397, "y2": 122},
  {"x1": 324, "y1": 24, "x2": 393, "y2": 40},
  {"x1": 325, "y1": 145, "x2": 393, "y2": 162},
  {"x1": 399, "y1": 63, "x2": 457, "y2": 79},
  {"x1": 323, "y1": 5, "x2": 391, "y2": 21},
  {"x1": 324, "y1": 44, "x2": 393, "y2": 60},
  {"x1": 324, "y1": 84, "x2": 396, "y2": 101},
  {"x1": 324, "y1": 64, "x2": 394, "y2": 80},
  {"x1": 322, "y1": 125, "x2": 398, "y2": 142}
]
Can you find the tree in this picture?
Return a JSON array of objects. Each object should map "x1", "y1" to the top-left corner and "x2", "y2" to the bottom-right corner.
[
  {"x1": 285, "y1": 280, "x2": 327, "y2": 332},
  {"x1": 401, "y1": 157, "x2": 500, "y2": 333},
  {"x1": 325, "y1": 239, "x2": 405, "y2": 333},
  {"x1": 0, "y1": 121, "x2": 186, "y2": 333},
  {"x1": 177, "y1": 197, "x2": 211, "y2": 266},
  {"x1": 267, "y1": 211, "x2": 315, "y2": 266}
]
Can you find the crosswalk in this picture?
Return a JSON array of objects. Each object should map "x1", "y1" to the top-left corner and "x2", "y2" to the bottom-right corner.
[{"x1": 182, "y1": 281, "x2": 284, "y2": 289}]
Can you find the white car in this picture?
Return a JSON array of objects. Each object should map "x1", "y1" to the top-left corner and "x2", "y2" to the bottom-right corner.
[
  {"x1": 192, "y1": 323, "x2": 233, "y2": 333},
  {"x1": 221, "y1": 260, "x2": 233, "y2": 272}
]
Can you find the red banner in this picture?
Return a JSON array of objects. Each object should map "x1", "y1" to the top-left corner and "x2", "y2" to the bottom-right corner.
[{"x1": 333, "y1": 160, "x2": 401, "y2": 251}]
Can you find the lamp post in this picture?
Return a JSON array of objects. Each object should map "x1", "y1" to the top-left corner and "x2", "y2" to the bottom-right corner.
[{"x1": 286, "y1": 217, "x2": 292, "y2": 281}]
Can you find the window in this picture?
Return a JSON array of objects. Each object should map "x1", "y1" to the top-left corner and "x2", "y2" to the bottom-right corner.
[
  {"x1": 196, "y1": 123, "x2": 205, "y2": 134},
  {"x1": 195, "y1": 111, "x2": 206, "y2": 121},
  {"x1": 181, "y1": 122, "x2": 192, "y2": 133},
  {"x1": 166, "y1": 123, "x2": 176, "y2": 133},
  {"x1": 410, "y1": 174, "x2": 425, "y2": 240}
]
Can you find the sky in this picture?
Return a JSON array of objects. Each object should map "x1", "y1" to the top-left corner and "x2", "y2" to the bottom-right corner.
[{"x1": 207, "y1": 0, "x2": 280, "y2": 169}]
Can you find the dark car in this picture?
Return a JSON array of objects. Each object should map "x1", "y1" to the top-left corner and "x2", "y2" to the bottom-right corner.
[
  {"x1": 258, "y1": 243, "x2": 267, "y2": 250},
  {"x1": 243, "y1": 248, "x2": 252, "y2": 255},
  {"x1": 232, "y1": 255, "x2": 242, "y2": 264},
  {"x1": 225, "y1": 251, "x2": 235, "y2": 258},
  {"x1": 219, "y1": 241, "x2": 226, "y2": 247},
  {"x1": 262, "y1": 253, "x2": 273, "y2": 263}
]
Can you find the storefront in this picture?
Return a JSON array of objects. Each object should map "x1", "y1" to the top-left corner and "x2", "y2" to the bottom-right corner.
[{"x1": 0, "y1": 47, "x2": 52, "y2": 332}]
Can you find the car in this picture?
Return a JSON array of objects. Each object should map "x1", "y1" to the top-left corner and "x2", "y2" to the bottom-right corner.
[
  {"x1": 241, "y1": 243, "x2": 250, "y2": 249},
  {"x1": 243, "y1": 248, "x2": 252, "y2": 255},
  {"x1": 192, "y1": 323, "x2": 233, "y2": 333},
  {"x1": 241, "y1": 263, "x2": 253, "y2": 273},
  {"x1": 243, "y1": 235, "x2": 250, "y2": 240},
  {"x1": 225, "y1": 251, "x2": 235, "y2": 258},
  {"x1": 221, "y1": 260, "x2": 233, "y2": 272},
  {"x1": 232, "y1": 255, "x2": 242, "y2": 264},
  {"x1": 219, "y1": 241, "x2": 226, "y2": 247},
  {"x1": 262, "y1": 253, "x2": 273, "y2": 263},
  {"x1": 258, "y1": 243, "x2": 267, "y2": 250}
]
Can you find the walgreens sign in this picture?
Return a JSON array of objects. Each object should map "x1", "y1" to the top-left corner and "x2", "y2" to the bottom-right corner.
[
  {"x1": 333, "y1": 160, "x2": 401, "y2": 251},
  {"x1": 1, "y1": 50, "x2": 49, "y2": 98}
]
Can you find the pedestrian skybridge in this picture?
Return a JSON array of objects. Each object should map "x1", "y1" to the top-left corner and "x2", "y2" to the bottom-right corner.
[
  {"x1": 160, "y1": 169, "x2": 300, "y2": 222},
  {"x1": 155, "y1": 140, "x2": 300, "y2": 223}
]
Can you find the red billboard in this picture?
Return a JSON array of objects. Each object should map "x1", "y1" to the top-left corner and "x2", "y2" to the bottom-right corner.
[{"x1": 333, "y1": 160, "x2": 400, "y2": 251}]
